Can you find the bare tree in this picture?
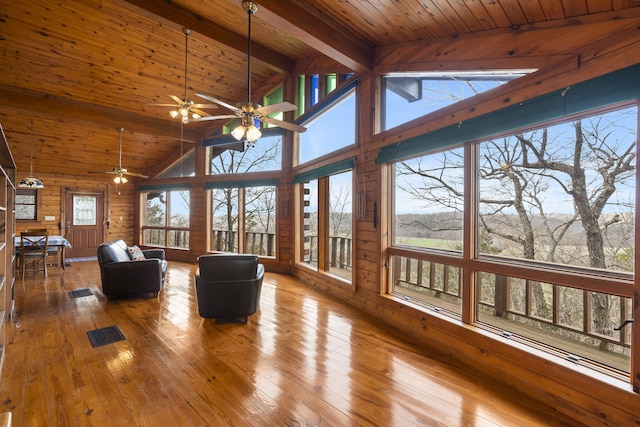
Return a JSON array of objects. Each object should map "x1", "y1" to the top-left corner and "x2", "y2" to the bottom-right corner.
[
  {"x1": 397, "y1": 108, "x2": 636, "y2": 343},
  {"x1": 329, "y1": 182, "x2": 352, "y2": 237},
  {"x1": 210, "y1": 139, "x2": 280, "y2": 252},
  {"x1": 515, "y1": 118, "x2": 635, "y2": 342}
]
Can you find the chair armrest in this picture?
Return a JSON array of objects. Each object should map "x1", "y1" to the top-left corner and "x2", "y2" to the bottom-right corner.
[{"x1": 142, "y1": 248, "x2": 165, "y2": 260}]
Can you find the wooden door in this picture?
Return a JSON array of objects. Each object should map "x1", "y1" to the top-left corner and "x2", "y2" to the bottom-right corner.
[{"x1": 64, "y1": 190, "x2": 105, "y2": 258}]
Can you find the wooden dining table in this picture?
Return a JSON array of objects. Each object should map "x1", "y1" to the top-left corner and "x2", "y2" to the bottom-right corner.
[{"x1": 14, "y1": 235, "x2": 72, "y2": 271}]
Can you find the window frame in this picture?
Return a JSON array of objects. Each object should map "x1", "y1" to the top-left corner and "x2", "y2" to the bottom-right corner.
[
  {"x1": 207, "y1": 181, "x2": 278, "y2": 258},
  {"x1": 15, "y1": 188, "x2": 41, "y2": 222},
  {"x1": 385, "y1": 101, "x2": 638, "y2": 384},
  {"x1": 140, "y1": 188, "x2": 191, "y2": 250},
  {"x1": 296, "y1": 168, "x2": 354, "y2": 285}
]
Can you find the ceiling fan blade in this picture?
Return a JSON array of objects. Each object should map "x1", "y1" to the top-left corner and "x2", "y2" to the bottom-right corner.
[
  {"x1": 190, "y1": 108, "x2": 210, "y2": 117},
  {"x1": 169, "y1": 95, "x2": 183, "y2": 104},
  {"x1": 255, "y1": 102, "x2": 297, "y2": 115},
  {"x1": 148, "y1": 103, "x2": 180, "y2": 107},
  {"x1": 191, "y1": 103, "x2": 219, "y2": 109},
  {"x1": 88, "y1": 170, "x2": 117, "y2": 175},
  {"x1": 192, "y1": 114, "x2": 237, "y2": 122},
  {"x1": 196, "y1": 94, "x2": 240, "y2": 112},
  {"x1": 260, "y1": 117, "x2": 307, "y2": 133},
  {"x1": 123, "y1": 171, "x2": 149, "y2": 178}
]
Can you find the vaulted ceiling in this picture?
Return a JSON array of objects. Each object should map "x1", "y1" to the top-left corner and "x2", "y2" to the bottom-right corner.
[{"x1": 0, "y1": 0, "x2": 638, "y2": 180}]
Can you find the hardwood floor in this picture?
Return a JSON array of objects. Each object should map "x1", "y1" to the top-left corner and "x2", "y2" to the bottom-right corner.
[{"x1": 0, "y1": 260, "x2": 583, "y2": 426}]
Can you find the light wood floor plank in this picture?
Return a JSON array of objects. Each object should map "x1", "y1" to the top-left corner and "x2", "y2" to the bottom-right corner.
[{"x1": 0, "y1": 260, "x2": 582, "y2": 426}]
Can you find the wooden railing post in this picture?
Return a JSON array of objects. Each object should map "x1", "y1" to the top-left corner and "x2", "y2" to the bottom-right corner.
[{"x1": 494, "y1": 274, "x2": 508, "y2": 318}]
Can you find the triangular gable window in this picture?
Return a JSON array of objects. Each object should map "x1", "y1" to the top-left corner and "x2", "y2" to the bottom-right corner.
[
  {"x1": 157, "y1": 149, "x2": 196, "y2": 178},
  {"x1": 381, "y1": 70, "x2": 535, "y2": 131}
]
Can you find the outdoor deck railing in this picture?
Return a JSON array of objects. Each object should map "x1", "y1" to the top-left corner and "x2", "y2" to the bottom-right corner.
[
  {"x1": 391, "y1": 255, "x2": 631, "y2": 352},
  {"x1": 304, "y1": 235, "x2": 352, "y2": 271}
]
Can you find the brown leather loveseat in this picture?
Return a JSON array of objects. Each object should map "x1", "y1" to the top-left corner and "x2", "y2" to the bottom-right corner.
[{"x1": 97, "y1": 239, "x2": 167, "y2": 298}]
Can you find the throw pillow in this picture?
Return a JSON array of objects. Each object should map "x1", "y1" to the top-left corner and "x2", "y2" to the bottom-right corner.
[{"x1": 127, "y1": 245, "x2": 146, "y2": 261}]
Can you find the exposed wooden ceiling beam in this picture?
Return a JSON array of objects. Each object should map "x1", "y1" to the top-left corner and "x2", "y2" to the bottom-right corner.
[
  {"x1": 0, "y1": 85, "x2": 201, "y2": 141},
  {"x1": 118, "y1": 0, "x2": 295, "y2": 74},
  {"x1": 255, "y1": 0, "x2": 374, "y2": 73}
]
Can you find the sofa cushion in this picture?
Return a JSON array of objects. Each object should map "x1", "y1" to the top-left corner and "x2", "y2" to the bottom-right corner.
[
  {"x1": 97, "y1": 240, "x2": 131, "y2": 264},
  {"x1": 127, "y1": 245, "x2": 146, "y2": 260}
]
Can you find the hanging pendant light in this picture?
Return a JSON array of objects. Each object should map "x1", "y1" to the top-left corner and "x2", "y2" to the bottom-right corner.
[{"x1": 18, "y1": 119, "x2": 45, "y2": 189}]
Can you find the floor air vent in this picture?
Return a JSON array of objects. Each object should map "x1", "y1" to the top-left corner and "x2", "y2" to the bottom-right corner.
[
  {"x1": 68, "y1": 288, "x2": 93, "y2": 299},
  {"x1": 87, "y1": 325, "x2": 126, "y2": 348}
]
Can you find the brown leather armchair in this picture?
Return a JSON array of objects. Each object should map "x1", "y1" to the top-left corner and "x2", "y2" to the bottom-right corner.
[
  {"x1": 97, "y1": 239, "x2": 167, "y2": 298},
  {"x1": 195, "y1": 254, "x2": 264, "y2": 323}
]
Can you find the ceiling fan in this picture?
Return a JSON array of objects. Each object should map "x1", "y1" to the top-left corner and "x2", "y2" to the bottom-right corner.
[
  {"x1": 150, "y1": 28, "x2": 218, "y2": 124},
  {"x1": 89, "y1": 128, "x2": 148, "y2": 184},
  {"x1": 195, "y1": 0, "x2": 306, "y2": 145}
]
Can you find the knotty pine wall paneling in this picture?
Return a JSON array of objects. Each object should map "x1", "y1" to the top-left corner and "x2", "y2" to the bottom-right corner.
[{"x1": 14, "y1": 173, "x2": 134, "y2": 243}]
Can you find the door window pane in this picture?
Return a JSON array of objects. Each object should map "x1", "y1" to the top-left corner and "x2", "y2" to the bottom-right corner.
[{"x1": 73, "y1": 195, "x2": 96, "y2": 225}]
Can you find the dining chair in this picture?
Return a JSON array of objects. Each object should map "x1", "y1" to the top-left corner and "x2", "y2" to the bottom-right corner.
[{"x1": 18, "y1": 231, "x2": 50, "y2": 278}]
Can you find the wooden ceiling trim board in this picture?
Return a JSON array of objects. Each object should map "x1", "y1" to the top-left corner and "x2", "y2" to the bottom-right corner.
[
  {"x1": 118, "y1": 0, "x2": 294, "y2": 73},
  {"x1": 564, "y1": 17, "x2": 640, "y2": 65},
  {"x1": 254, "y1": 0, "x2": 374, "y2": 73},
  {"x1": 294, "y1": 56, "x2": 355, "y2": 76}
]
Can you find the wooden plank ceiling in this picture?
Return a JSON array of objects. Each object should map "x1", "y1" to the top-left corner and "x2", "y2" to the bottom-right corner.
[{"x1": 0, "y1": 0, "x2": 638, "y2": 180}]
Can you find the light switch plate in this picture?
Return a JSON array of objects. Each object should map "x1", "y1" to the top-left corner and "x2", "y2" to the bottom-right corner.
[{"x1": 44, "y1": 215, "x2": 56, "y2": 221}]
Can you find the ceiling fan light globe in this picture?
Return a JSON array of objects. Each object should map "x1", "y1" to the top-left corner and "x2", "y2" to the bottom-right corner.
[
  {"x1": 246, "y1": 124, "x2": 262, "y2": 142},
  {"x1": 231, "y1": 125, "x2": 246, "y2": 141},
  {"x1": 181, "y1": 116, "x2": 189, "y2": 124},
  {"x1": 180, "y1": 107, "x2": 189, "y2": 117},
  {"x1": 169, "y1": 110, "x2": 179, "y2": 119},
  {"x1": 192, "y1": 112, "x2": 201, "y2": 120}
]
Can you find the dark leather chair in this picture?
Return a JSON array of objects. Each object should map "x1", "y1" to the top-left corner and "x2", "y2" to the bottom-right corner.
[
  {"x1": 195, "y1": 254, "x2": 264, "y2": 323},
  {"x1": 97, "y1": 239, "x2": 167, "y2": 298}
]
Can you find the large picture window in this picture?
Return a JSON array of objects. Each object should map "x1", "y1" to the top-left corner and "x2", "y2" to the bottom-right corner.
[
  {"x1": 206, "y1": 129, "x2": 282, "y2": 175},
  {"x1": 208, "y1": 181, "x2": 277, "y2": 257},
  {"x1": 298, "y1": 82, "x2": 357, "y2": 165},
  {"x1": 141, "y1": 188, "x2": 190, "y2": 249},
  {"x1": 387, "y1": 102, "x2": 637, "y2": 378},
  {"x1": 381, "y1": 70, "x2": 532, "y2": 132},
  {"x1": 297, "y1": 163, "x2": 353, "y2": 283}
]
